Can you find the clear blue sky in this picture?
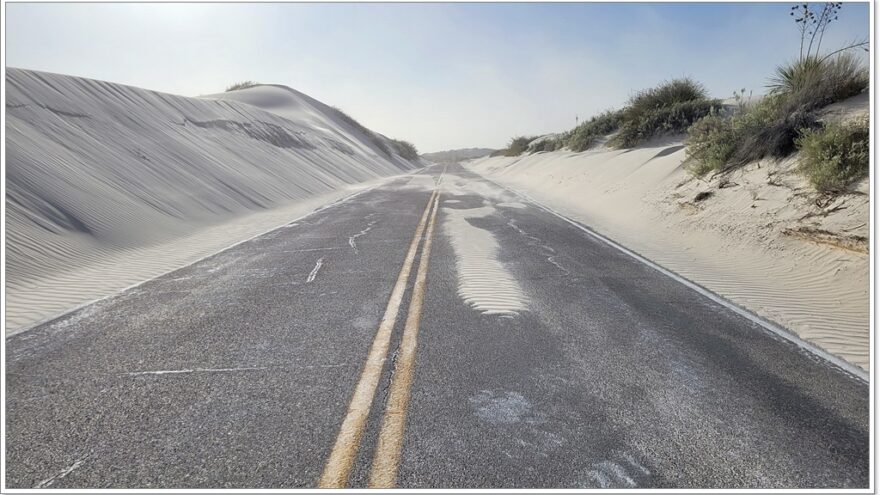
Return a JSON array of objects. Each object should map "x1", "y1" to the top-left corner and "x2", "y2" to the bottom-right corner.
[{"x1": 6, "y1": 2, "x2": 870, "y2": 152}]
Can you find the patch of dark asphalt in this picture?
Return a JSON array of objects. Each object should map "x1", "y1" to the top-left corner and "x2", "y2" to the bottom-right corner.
[{"x1": 5, "y1": 164, "x2": 868, "y2": 489}]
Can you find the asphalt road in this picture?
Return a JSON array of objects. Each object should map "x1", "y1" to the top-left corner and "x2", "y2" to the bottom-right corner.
[{"x1": 5, "y1": 163, "x2": 869, "y2": 489}]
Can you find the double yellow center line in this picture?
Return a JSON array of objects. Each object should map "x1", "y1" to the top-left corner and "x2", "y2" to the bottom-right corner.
[{"x1": 319, "y1": 174, "x2": 443, "y2": 488}]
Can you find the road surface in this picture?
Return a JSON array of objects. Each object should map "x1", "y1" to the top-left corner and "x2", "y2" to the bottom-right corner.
[{"x1": 5, "y1": 164, "x2": 869, "y2": 489}]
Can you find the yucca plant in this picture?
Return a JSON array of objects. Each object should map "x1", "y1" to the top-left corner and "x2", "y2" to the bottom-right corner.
[
  {"x1": 769, "y1": 52, "x2": 868, "y2": 109},
  {"x1": 768, "y1": 56, "x2": 824, "y2": 95}
]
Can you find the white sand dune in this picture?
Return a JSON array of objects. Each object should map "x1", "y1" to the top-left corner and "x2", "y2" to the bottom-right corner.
[
  {"x1": 469, "y1": 99, "x2": 869, "y2": 371},
  {"x1": 6, "y1": 68, "x2": 419, "y2": 332}
]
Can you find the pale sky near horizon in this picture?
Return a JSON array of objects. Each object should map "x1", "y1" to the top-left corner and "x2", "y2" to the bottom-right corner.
[{"x1": 5, "y1": 2, "x2": 871, "y2": 152}]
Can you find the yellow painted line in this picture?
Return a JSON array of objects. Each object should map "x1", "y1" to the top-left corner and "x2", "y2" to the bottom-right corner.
[
  {"x1": 318, "y1": 189, "x2": 438, "y2": 488},
  {"x1": 368, "y1": 191, "x2": 441, "y2": 488}
]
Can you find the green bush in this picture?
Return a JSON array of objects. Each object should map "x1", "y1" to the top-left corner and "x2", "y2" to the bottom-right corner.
[
  {"x1": 686, "y1": 91, "x2": 823, "y2": 175},
  {"x1": 498, "y1": 79, "x2": 715, "y2": 154},
  {"x1": 567, "y1": 110, "x2": 623, "y2": 152},
  {"x1": 226, "y1": 81, "x2": 259, "y2": 92},
  {"x1": 685, "y1": 110, "x2": 737, "y2": 175},
  {"x1": 529, "y1": 137, "x2": 561, "y2": 153},
  {"x1": 390, "y1": 139, "x2": 419, "y2": 161},
  {"x1": 592, "y1": 78, "x2": 721, "y2": 148},
  {"x1": 626, "y1": 78, "x2": 709, "y2": 117},
  {"x1": 796, "y1": 116, "x2": 869, "y2": 193},
  {"x1": 728, "y1": 97, "x2": 818, "y2": 164},
  {"x1": 614, "y1": 98, "x2": 720, "y2": 148},
  {"x1": 494, "y1": 136, "x2": 537, "y2": 157}
]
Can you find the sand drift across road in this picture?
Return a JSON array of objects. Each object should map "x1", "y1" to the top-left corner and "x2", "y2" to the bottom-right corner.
[{"x1": 5, "y1": 164, "x2": 869, "y2": 489}]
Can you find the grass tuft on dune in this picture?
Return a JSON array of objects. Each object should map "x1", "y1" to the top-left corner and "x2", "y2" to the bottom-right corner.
[{"x1": 686, "y1": 53, "x2": 868, "y2": 184}]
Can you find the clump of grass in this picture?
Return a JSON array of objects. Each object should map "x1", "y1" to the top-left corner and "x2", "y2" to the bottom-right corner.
[
  {"x1": 390, "y1": 139, "x2": 419, "y2": 161},
  {"x1": 686, "y1": 53, "x2": 867, "y2": 177},
  {"x1": 226, "y1": 81, "x2": 259, "y2": 92},
  {"x1": 528, "y1": 136, "x2": 565, "y2": 153},
  {"x1": 491, "y1": 136, "x2": 538, "y2": 157},
  {"x1": 727, "y1": 96, "x2": 819, "y2": 165},
  {"x1": 769, "y1": 53, "x2": 868, "y2": 110},
  {"x1": 490, "y1": 79, "x2": 714, "y2": 155},
  {"x1": 567, "y1": 110, "x2": 623, "y2": 152},
  {"x1": 684, "y1": 110, "x2": 737, "y2": 175},
  {"x1": 612, "y1": 78, "x2": 720, "y2": 148},
  {"x1": 626, "y1": 78, "x2": 710, "y2": 116},
  {"x1": 615, "y1": 98, "x2": 720, "y2": 148},
  {"x1": 686, "y1": 94, "x2": 819, "y2": 175},
  {"x1": 795, "y1": 116, "x2": 869, "y2": 193}
]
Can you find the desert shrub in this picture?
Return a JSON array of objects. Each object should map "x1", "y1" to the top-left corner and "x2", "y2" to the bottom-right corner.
[
  {"x1": 528, "y1": 136, "x2": 564, "y2": 153},
  {"x1": 728, "y1": 97, "x2": 819, "y2": 164},
  {"x1": 226, "y1": 81, "x2": 259, "y2": 92},
  {"x1": 390, "y1": 139, "x2": 419, "y2": 161},
  {"x1": 567, "y1": 110, "x2": 623, "y2": 152},
  {"x1": 614, "y1": 98, "x2": 720, "y2": 148},
  {"x1": 626, "y1": 78, "x2": 709, "y2": 117},
  {"x1": 685, "y1": 111, "x2": 737, "y2": 175},
  {"x1": 796, "y1": 116, "x2": 869, "y2": 193},
  {"x1": 531, "y1": 140, "x2": 555, "y2": 152},
  {"x1": 496, "y1": 136, "x2": 537, "y2": 157},
  {"x1": 599, "y1": 78, "x2": 720, "y2": 148},
  {"x1": 769, "y1": 53, "x2": 868, "y2": 111},
  {"x1": 680, "y1": 5, "x2": 869, "y2": 176},
  {"x1": 685, "y1": 91, "x2": 823, "y2": 174}
]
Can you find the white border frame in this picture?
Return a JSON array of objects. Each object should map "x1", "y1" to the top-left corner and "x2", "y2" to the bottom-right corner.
[{"x1": 1, "y1": 0, "x2": 875, "y2": 493}]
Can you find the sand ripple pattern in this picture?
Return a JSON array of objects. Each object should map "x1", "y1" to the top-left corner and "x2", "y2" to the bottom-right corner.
[
  {"x1": 443, "y1": 206, "x2": 528, "y2": 316},
  {"x1": 5, "y1": 68, "x2": 419, "y2": 331},
  {"x1": 468, "y1": 144, "x2": 870, "y2": 371}
]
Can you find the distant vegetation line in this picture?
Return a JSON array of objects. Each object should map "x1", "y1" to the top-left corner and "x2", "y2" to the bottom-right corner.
[
  {"x1": 491, "y1": 2, "x2": 868, "y2": 194},
  {"x1": 226, "y1": 81, "x2": 260, "y2": 92}
]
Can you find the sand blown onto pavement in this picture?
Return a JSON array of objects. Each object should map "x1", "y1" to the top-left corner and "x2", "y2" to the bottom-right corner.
[
  {"x1": 469, "y1": 121, "x2": 869, "y2": 371},
  {"x1": 6, "y1": 69, "x2": 417, "y2": 332},
  {"x1": 443, "y1": 204, "x2": 529, "y2": 316}
]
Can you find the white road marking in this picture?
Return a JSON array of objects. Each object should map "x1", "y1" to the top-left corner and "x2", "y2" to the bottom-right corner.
[
  {"x1": 124, "y1": 367, "x2": 267, "y2": 376},
  {"x1": 7, "y1": 180, "x2": 391, "y2": 339},
  {"x1": 280, "y1": 247, "x2": 346, "y2": 253},
  {"x1": 507, "y1": 218, "x2": 570, "y2": 275},
  {"x1": 348, "y1": 220, "x2": 378, "y2": 254},
  {"x1": 306, "y1": 257, "x2": 325, "y2": 283},
  {"x1": 36, "y1": 459, "x2": 86, "y2": 488},
  {"x1": 480, "y1": 176, "x2": 869, "y2": 383}
]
